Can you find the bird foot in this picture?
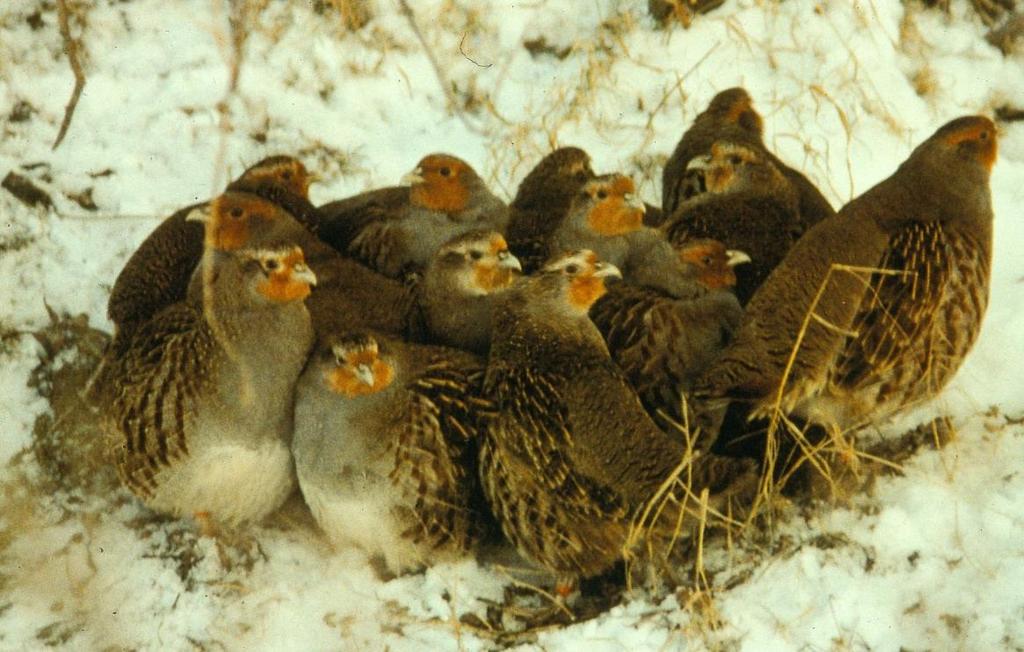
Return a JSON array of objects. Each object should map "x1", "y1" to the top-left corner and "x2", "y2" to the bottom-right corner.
[{"x1": 192, "y1": 511, "x2": 266, "y2": 572}]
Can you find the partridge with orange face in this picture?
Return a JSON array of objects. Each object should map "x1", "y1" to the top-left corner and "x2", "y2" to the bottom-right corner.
[
  {"x1": 414, "y1": 230, "x2": 522, "y2": 355},
  {"x1": 104, "y1": 231, "x2": 316, "y2": 526},
  {"x1": 318, "y1": 153, "x2": 508, "y2": 278},
  {"x1": 697, "y1": 116, "x2": 997, "y2": 457},
  {"x1": 107, "y1": 156, "x2": 319, "y2": 351},
  {"x1": 547, "y1": 174, "x2": 647, "y2": 268},
  {"x1": 590, "y1": 239, "x2": 749, "y2": 437},
  {"x1": 660, "y1": 87, "x2": 834, "y2": 227},
  {"x1": 480, "y1": 250, "x2": 756, "y2": 596},
  {"x1": 662, "y1": 140, "x2": 804, "y2": 304},
  {"x1": 292, "y1": 331, "x2": 493, "y2": 574}
]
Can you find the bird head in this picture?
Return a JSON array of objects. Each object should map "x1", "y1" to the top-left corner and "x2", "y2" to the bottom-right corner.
[
  {"x1": 570, "y1": 174, "x2": 646, "y2": 237},
  {"x1": 540, "y1": 249, "x2": 622, "y2": 314},
  {"x1": 323, "y1": 334, "x2": 395, "y2": 398},
  {"x1": 512, "y1": 146, "x2": 595, "y2": 210},
  {"x1": 705, "y1": 87, "x2": 764, "y2": 136},
  {"x1": 677, "y1": 239, "x2": 751, "y2": 290},
  {"x1": 244, "y1": 245, "x2": 317, "y2": 303},
  {"x1": 237, "y1": 156, "x2": 317, "y2": 198},
  {"x1": 428, "y1": 230, "x2": 522, "y2": 297},
  {"x1": 934, "y1": 116, "x2": 998, "y2": 174},
  {"x1": 403, "y1": 153, "x2": 480, "y2": 213},
  {"x1": 191, "y1": 192, "x2": 300, "y2": 251},
  {"x1": 687, "y1": 141, "x2": 782, "y2": 195}
]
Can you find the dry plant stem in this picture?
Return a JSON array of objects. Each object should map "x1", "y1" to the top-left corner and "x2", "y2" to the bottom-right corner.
[
  {"x1": 53, "y1": 0, "x2": 87, "y2": 150},
  {"x1": 397, "y1": 0, "x2": 485, "y2": 136},
  {"x1": 756, "y1": 264, "x2": 910, "y2": 515}
]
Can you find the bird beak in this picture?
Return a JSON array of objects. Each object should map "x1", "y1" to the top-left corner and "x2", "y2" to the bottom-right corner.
[
  {"x1": 686, "y1": 154, "x2": 713, "y2": 172},
  {"x1": 623, "y1": 193, "x2": 646, "y2": 214},
  {"x1": 593, "y1": 262, "x2": 622, "y2": 279},
  {"x1": 291, "y1": 263, "x2": 318, "y2": 287},
  {"x1": 497, "y1": 250, "x2": 522, "y2": 272},
  {"x1": 186, "y1": 206, "x2": 212, "y2": 223},
  {"x1": 355, "y1": 363, "x2": 375, "y2": 387},
  {"x1": 726, "y1": 250, "x2": 752, "y2": 267},
  {"x1": 400, "y1": 167, "x2": 425, "y2": 186},
  {"x1": 305, "y1": 171, "x2": 323, "y2": 187}
]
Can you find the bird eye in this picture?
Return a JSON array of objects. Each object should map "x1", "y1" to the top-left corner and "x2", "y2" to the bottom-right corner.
[
  {"x1": 230, "y1": 207, "x2": 244, "y2": 219},
  {"x1": 565, "y1": 264, "x2": 579, "y2": 274},
  {"x1": 440, "y1": 167, "x2": 451, "y2": 177},
  {"x1": 281, "y1": 170, "x2": 292, "y2": 180},
  {"x1": 596, "y1": 190, "x2": 608, "y2": 200},
  {"x1": 469, "y1": 250, "x2": 483, "y2": 260},
  {"x1": 978, "y1": 130, "x2": 989, "y2": 141},
  {"x1": 729, "y1": 155, "x2": 742, "y2": 165},
  {"x1": 702, "y1": 256, "x2": 712, "y2": 266},
  {"x1": 263, "y1": 259, "x2": 280, "y2": 272}
]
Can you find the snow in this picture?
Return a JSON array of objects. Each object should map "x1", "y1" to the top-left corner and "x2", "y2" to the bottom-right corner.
[{"x1": 2, "y1": 0, "x2": 1024, "y2": 649}]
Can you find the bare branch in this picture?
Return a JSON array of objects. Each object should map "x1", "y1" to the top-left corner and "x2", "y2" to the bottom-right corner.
[{"x1": 53, "y1": 0, "x2": 87, "y2": 150}]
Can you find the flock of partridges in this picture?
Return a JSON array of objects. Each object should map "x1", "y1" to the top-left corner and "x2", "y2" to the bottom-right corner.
[{"x1": 89, "y1": 87, "x2": 997, "y2": 604}]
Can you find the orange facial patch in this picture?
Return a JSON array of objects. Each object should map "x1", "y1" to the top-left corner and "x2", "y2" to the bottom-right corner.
[
  {"x1": 325, "y1": 358, "x2": 395, "y2": 398},
  {"x1": 705, "y1": 165, "x2": 735, "y2": 194},
  {"x1": 208, "y1": 194, "x2": 280, "y2": 251},
  {"x1": 680, "y1": 242, "x2": 735, "y2": 290},
  {"x1": 256, "y1": 248, "x2": 313, "y2": 303},
  {"x1": 725, "y1": 96, "x2": 763, "y2": 134},
  {"x1": 944, "y1": 121, "x2": 998, "y2": 171},
  {"x1": 489, "y1": 234, "x2": 509, "y2": 255},
  {"x1": 473, "y1": 263, "x2": 516, "y2": 292},
  {"x1": 586, "y1": 177, "x2": 643, "y2": 236},
  {"x1": 409, "y1": 155, "x2": 470, "y2": 213},
  {"x1": 247, "y1": 160, "x2": 312, "y2": 198},
  {"x1": 568, "y1": 273, "x2": 608, "y2": 310}
]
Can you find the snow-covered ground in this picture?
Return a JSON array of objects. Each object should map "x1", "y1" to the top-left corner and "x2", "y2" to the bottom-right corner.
[{"x1": 2, "y1": 0, "x2": 1024, "y2": 649}]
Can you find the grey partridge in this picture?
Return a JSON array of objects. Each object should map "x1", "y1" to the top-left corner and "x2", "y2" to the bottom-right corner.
[
  {"x1": 661, "y1": 140, "x2": 804, "y2": 304},
  {"x1": 696, "y1": 116, "x2": 997, "y2": 461},
  {"x1": 660, "y1": 87, "x2": 834, "y2": 227},
  {"x1": 480, "y1": 250, "x2": 756, "y2": 595},
  {"x1": 105, "y1": 232, "x2": 316, "y2": 526},
  {"x1": 589, "y1": 239, "x2": 748, "y2": 437},
  {"x1": 107, "y1": 156, "x2": 318, "y2": 350},
  {"x1": 414, "y1": 230, "x2": 522, "y2": 355},
  {"x1": 317, "y1": 153, "x2": 508, "y2": 279},
  {"x1": 292, "y1": 331, "x2": 493, "y2": 574}
]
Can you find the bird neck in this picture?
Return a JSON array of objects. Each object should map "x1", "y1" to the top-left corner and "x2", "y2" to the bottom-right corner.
[
  {"x1": 422, "y1": 289, "x2": 495, "y2": 355},
  {"x1": 490, "y1": 301, "x2": 609, "y2": 374}
]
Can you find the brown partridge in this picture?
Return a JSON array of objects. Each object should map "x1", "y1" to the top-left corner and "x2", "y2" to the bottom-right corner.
[
  {"x1": 104, "y1": 238, "x2": 316, "y2": 526},
  {"x1": 505, "y1": 146, "x2": 596, "y2": 272},
  {"x1": 662, "y1": 140, "x2": 804, "y2": 304},
  {"x1": 292, "y1": 331, "x2": 494, "y2": 574},
  {"x1": 696, "y1": 116, "x2": 997, "y2": 456},
  {"x1": 660, "y1": 87, "x2": 834, "y2": 227},
  {"x1": 414, "y1": 230, "x2": 522, "y2": 355},
  {"x1": 589, "y1": 239, "x2": 749, "y2": 436},
  {"x1": 317, "y1": 153, "x2": 508, "y2": 279},
  {"x1": 107, "y1": 156, "x2": 318, "y2": 350},
  {"x1": 480, "y1": 250, "x2": 756, "y2": 595}
]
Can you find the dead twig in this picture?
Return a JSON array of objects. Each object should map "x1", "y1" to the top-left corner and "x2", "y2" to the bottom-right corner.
[
  {"x1": 53, "y1": 0, "x2": 87, "y2": 150},
  {"x1": 397, "y1": 0, "x2": 484, "y2": 135}
]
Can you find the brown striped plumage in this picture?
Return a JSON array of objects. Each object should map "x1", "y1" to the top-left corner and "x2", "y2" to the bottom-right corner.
[
  {"x1": 105, "y1": 240, "x2": 316, "y2": 526},
  {"x1": 660, "y1": 87, "x2": 834, "y2": 226},
  {"x1": 589, "y1": 240, "x2": 746, "y2": 438},
  {"x1": 481, "y1": 251, "x2": 756, "y2": 591},
  {"x1": 318, "y1": 153, "x2": 508, "y2": 279},
  {"x1": 107, "y1": 156, "x2": 318, "y2": 351},
  {"x1": 696, "y1": 116, "x2": 996, "y2": 453},
  {"x1": 292, "y1": 331, "x2": 494, "y2": 573},
  {"x1": 506, "y1": 146, "x2": 596, "y2": 272}
]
